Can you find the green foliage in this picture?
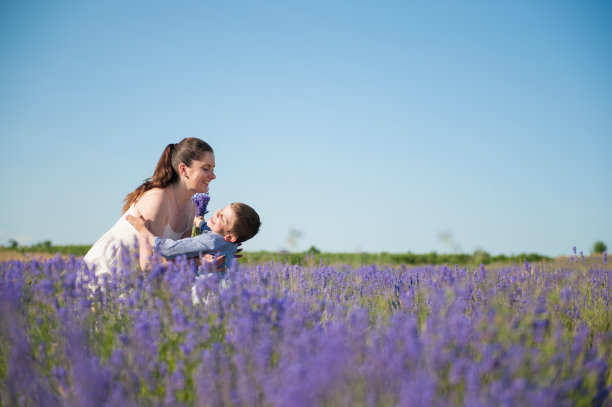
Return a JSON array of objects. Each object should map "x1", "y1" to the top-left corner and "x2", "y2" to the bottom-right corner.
[
  {"x1": 0, "y1": 241, "x2": 92, "y2": 256},
  {"x1": 239, "y1": 250, "x2": 551, "y2": 267},
  {"x1": 593, "y1": 241, "x2": 607, "y2": 254},
  {"x1": 307, "y1": 245, "x2": 321, "y2": 254}
]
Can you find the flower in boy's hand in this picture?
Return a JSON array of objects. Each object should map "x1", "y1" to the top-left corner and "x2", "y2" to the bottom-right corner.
[
  {"x1": 192, "y1": 193, "x2": 210, "y2": 237},
  {"x1": 192, "y1": 193, "x2": 210, "y2": 217}
]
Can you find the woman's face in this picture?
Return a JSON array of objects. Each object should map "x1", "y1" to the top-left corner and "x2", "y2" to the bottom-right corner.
[{"x1": 185, "y1": 151, "x2": 216, "y2": 193}]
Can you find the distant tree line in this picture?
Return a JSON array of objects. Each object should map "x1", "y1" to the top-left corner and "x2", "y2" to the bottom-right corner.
[
  {"x1": 593, "y1": 241, "x2": 607, "y2": 253},
  {"x1": 239, "y1": 249, "x2": 552, "y2": 267},
  {"x1": 1, "y1": 240, "x2": 91, "y2": 256}
]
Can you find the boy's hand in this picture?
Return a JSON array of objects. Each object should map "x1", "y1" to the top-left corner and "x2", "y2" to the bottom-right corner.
[
  {"x1": 194, "y1": 216, "x2": 205, "y2": 228},
  {"x1": 126, "y1": 214, "x2": 149, "y2": 233}
]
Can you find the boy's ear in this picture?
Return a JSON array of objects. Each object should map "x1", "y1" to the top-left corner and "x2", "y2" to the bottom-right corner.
[{"x1": 224, "y1": 234, "x2": 237, "y2": 243}]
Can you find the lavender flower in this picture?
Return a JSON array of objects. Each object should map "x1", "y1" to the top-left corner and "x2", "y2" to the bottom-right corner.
[
  {"x1": 191, "y1": 192, "x2": 210, "y2": 237},
  {"x1": 2, "y1": 250, "x2": 611, "y2": 406},
  {"x1": 192, "y1": 192, "x2": 210, "y2": 217},
  {"x1": 568, "y1": 246, "x2": 579, "y2": 263}
]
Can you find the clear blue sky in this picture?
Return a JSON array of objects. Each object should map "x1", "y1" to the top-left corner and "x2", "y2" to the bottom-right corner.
[{"x1": 1, "y1": 0, "x2": 611, "y2": 257}]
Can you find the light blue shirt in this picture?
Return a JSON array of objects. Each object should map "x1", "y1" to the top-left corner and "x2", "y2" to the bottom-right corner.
[{"x1": 153, "y1": 223, "x2": 238, "y2": 268}]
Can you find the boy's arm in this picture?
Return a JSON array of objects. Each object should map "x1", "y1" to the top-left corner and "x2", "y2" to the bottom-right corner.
[
  {"x1": 156, "y1": 233, "x2": 217, "y2": 259},
  {"x1": 156, "y1": 234, "x2": 235, "y2": 274},
  {"x1": 125, "y1": 214, "x2": 157, "y2": 271}
]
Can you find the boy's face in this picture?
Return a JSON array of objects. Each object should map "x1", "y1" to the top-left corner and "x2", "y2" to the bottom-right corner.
[{"x1": 206, "y1": 205, "x2": 237, "y2": 242}]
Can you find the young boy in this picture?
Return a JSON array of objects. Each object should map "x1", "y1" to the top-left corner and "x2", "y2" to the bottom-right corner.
[{"x1": 126, "y1": 202, "x2": 260, "y2": 272}]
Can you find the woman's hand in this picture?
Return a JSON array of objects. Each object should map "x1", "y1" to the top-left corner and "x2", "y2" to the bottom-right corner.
[
  {"x1": 234, "y1": 243, "x2": 243, "y2": 259},
  {"x1": 201, "y1": 254, "x2": 227, "y2": 273}
]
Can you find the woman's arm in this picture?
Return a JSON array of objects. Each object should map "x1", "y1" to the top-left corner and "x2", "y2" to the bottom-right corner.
[
  {"x1": 129, "y1": 189, "x2": 169, "y2": 268},
  {"x1": 125, "y1": 214, "x2": 157, "y2": 271}
]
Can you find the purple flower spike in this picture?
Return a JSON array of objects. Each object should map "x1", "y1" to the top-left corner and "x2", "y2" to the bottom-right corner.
[{"x1": 192, "y1": 193, "x2": 210, "y2": 217}]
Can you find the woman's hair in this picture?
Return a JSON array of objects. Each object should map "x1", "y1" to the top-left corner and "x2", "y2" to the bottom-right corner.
[
  {"x1": 122, "y1": 138, "x2": 213, "y2": 213},
  {"x1": 228, "y1": 203, "x2": 261, "y2": 243}
]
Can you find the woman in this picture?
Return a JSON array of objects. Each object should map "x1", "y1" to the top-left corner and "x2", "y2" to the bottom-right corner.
[{"x1": 84, "y1": 137, "x2": 219, "y2": 275}]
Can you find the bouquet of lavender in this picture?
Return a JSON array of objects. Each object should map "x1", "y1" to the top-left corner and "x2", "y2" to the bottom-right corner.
[{"x1": 191, "y1": 193, "x2": 210, "y2": 237}]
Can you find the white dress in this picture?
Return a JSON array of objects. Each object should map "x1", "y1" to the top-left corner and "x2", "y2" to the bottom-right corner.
[{"x1": 83, "y1": 191, "x2": 192, "y2": 276}]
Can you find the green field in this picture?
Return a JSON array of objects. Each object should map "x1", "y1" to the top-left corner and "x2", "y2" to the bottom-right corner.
[{"x1": 0, "y1": 242, "x2": 556, "y2": 267}]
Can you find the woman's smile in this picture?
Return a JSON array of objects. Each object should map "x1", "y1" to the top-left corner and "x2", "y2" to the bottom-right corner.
[{"x1": 187, "y1": 152, "x2": 216, "y2": 193}]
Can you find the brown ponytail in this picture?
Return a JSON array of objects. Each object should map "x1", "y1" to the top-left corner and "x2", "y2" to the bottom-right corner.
[{"x1": 122, "y1": 138, "x2": 213, "y2": 213}]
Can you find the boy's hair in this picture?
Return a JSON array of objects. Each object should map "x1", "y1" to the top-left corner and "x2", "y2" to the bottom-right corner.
[{"x1": 228, "y1": 203, "x2": 261, "y2": 243}]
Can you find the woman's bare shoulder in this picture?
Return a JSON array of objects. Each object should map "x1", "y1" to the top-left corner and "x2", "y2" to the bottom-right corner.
[{"x1": 134, "y1": 188, "x2": 169, "y2": 219}]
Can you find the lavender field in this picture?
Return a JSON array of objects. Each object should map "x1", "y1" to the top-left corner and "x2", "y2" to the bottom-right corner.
[{"x1": 1, "y1": 250, "x2": 610, "y2": 406}]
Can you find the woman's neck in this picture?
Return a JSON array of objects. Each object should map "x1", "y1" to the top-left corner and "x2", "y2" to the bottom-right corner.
[{"x1": 171, "y1": 182, "x2": 191, "y2": 212}]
